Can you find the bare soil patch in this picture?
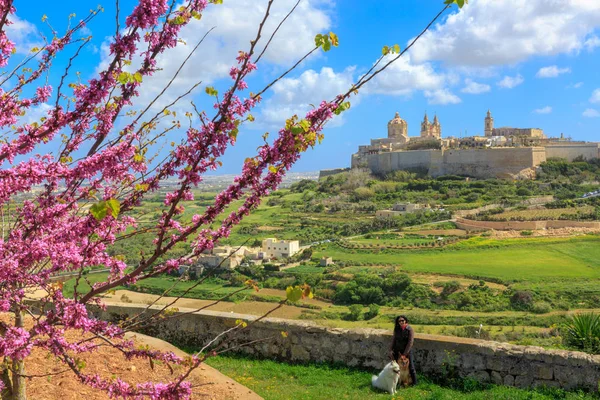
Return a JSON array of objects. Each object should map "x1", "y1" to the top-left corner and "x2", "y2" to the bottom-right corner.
[
  {"x1": 257, "y1": 225, "x2": 283, "y2": 232},
  {"x1": 0, "y1": 315, "x2": 261, "y2": 400},
  {"x1": 408, "y1": 273, "x2": 507, "y2": 291},
  {"x1": 106, "y1": 290, "x2": 316, "y2": 320}
]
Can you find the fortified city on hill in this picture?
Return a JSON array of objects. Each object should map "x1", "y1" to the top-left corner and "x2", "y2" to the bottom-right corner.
[{"x1": 331, "y1": 111, "x2": 600, "y2": 180}]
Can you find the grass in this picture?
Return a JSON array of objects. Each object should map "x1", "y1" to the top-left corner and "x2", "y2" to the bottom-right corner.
[
  {"x1": 205, "y1": 354, "x2": 597, "y2": 400},
  {"x1": 284, "y1": 265, "x2": 327, "y2": 274},
  {"x1": 485, "y1": 206, "x2": 594, "y2": 221},
  {"x1": 314, "y1": 236, "x2": 600, "y2": 282}
]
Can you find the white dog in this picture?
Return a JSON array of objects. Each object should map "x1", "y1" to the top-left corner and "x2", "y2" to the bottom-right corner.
[{"x1": 371, "y1": 361, "x2": 401, "y2": 394}]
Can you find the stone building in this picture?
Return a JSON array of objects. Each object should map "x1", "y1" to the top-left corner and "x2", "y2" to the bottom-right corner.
[
  {"x1": 485, "y1": 110, "x2": 545, "y2": 140},
  {"x1": 343, "y1": 110, "x2": 600, "y2": 180},
  {"x1": 420, "y1": 113, "x2": 441, "y2": 139},
  {"x1": 351, "y1": 111, "x2": 444, "y2": 168},
  {"x1": 262, "y1": 238, "x2": 300, "y2": 259},
  {"x1": 387, "y1": 112, "x2": 408, "y2": 142}
]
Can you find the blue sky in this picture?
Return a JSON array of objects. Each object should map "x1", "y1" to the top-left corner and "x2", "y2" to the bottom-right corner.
[{"x1": 8, "y1": 0, "x2": 600, "y2": 174}]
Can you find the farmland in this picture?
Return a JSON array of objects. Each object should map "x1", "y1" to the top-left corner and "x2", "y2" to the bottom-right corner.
[{"x1": 69, "y1": 158, "x2": 600, "y2": 353}]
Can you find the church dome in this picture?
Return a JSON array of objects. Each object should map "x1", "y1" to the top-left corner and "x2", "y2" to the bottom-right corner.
[{"x1": 388, "y1": 112, "x2": 406, "y2": 125}]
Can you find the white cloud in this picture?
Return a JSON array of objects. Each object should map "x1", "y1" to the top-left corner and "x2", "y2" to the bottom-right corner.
[
  {"x1": 424, "y1": 89, "x2": 461, "y2": 105},
  {"x1": 96, "y1": 0, "x2": 332, "y2": 111},
  {"x1": 410, "y1": 0, "x2": 600, "y2": 67},
  {"x1": 461, "y1": 78, "x2": 490, "y2": 94},
  {"x1": 364, "y1": 54, "x2": 446, "y2": 97},
  {"x1": 497, "y1": 74, "x2": 524, "y2": 89},
  {"x1": 533, "y1": 106, "x2": 552, "y2": 114},
  {"x1": 590, "y1": 89, "x2": 600, "y2": 103},
  {"x1": 257, "y1": 67, "x2": 357, "y2": 128},
  {"x1": 536, "y1": 66, "x2": 571, "y2": 78},
  {"x1": 567, "y1": 82, "x2": 584, "y2": 89},
  {"x1": 583, "y1": 108, "x2": 600, "y2": 118},
  {"x1": 6, "y1": 15, "x2": 43, "y2": 55},
  {"x1": 585, "y1": 35, "x2": 600, "y2": 51}
]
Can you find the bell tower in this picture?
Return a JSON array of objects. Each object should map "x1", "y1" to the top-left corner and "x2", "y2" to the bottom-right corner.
[{"x1": 484, "y1": 109, "x2": 494, "y2": 137}]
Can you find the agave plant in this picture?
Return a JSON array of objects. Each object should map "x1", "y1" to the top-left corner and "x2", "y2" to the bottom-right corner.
[{"x1": 564, "y1": 313, "x2": 600, "y2": 354}]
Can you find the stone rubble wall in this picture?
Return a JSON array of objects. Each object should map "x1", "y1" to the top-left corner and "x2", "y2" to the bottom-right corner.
[
  {"x1": 95, "y1": 303, "x2": 600, "y2": 392},
  {"x1": 455, "y1": 218, "x2": 600, "y2": 231}
]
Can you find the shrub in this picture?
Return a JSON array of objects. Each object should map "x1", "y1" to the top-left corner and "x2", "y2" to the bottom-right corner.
[
  {"x1": 263, "y1": 263, "x2": 281, "y2": 272},
  {"x1": 563, "y1": 313, "x2": 600, "y2": 354},
  {"x1": 346, "y1": 304, "x2": 363, "y2": 321},
  {"x1": 531, "y1": 301, "x2": 552, "y2": 314},
  {"x1": 441, "y1": 281, "x2": 461, "y2": 299},
  {"x1": 510, "y1": 290, "x2": 534, "y2": 310},
  {"x1": 520, "y1": 230, "x2": 534, "y2": 236},
  {"x1": 364, "y1": 304, "x2": 380, "y2": 320},
  {"x1": 516, "y1": 187, "x2": 532, "y2": 196}
]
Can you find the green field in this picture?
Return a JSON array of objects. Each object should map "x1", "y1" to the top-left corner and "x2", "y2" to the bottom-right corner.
[
  {"x1": 205, "y1": 354, "x2": 596, "y2": 400},
  {"x1": 315, "y1": 236, "x2": 600, "y2": 283}
]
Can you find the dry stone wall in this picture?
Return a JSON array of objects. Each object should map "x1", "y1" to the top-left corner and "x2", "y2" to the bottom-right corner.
[
  {"x1": 455, "y1": 218, "x2": 600, "y2": 231},
  {"x1": 95, "y1": 304, "x2": 600, "y2": 392}
]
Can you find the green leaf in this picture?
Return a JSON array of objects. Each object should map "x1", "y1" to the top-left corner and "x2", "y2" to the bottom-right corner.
[
  {"x1": 90, "y1": 201, "x2": 108, "y2": 221},
  {"x1": 393, "y1": 44, "x2": 401, "y2": 54},
  {"x1": 90, "y1": 199, "x2": 120, "y2": 220},
  {"x1": 299, "y1": 119, "x2": 310, "y2": 132},
  {"x1": 290, "y1": 126, "x2": 304, "y2": 135},
  {"x1": 382, "y1": 45, "x2": 390, "y2": 55},
  {"x1": 268, "y1": 165, "x2": 279, "y2": 174},
  {"x1": 286, "y1": 286, "x2": 303, "y2": 303},
  {"x1": 205, "y1": 86, "x2": 218, "y2": 97},
  {"x1": 106, "y1": 199, "x2": 120, "y2": 218},
  {"x1": 334, "y1": 101, "x2": 351, "y2": 116},
  {"x1": 444, "y1": 0, "x2": 468, "y2": 8},
  {"x1": 133, "y1": 72, "x2": 143, "y2": 83},
  {"x1": 117, "y1": 72, "x2": 130, "y2": 85}
]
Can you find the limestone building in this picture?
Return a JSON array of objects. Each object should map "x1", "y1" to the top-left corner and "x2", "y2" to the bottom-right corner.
[
  {"x1": 485, "y1": 110, "x2": 545, "y2": 140},
  {"x1": 420, "y1": 113, "x2": 441, "y2": 139},
  {"x1": 262, "y1": 238, "x2": 300, "y2": 259},
  {"x1": 346, "y1": 110, "x2": 600, "y2": 180}
]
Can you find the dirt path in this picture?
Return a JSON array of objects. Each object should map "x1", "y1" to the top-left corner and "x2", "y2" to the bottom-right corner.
[
  {"x1": 127, "y1": 332, "x2": 262, "y2": 400},
  {"x1": 107, "y1": 289, "x2": 318, "y2": 319},
  {"x1": 0, "y1": 313, "x2": 262, "y2": 400}
]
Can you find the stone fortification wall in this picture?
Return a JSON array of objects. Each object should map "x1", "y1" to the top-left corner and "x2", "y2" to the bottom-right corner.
[
  {"x1": 367, "y1": 150, "x2": 437, "y2": 176},
  {"x1": 438, "y1": 148, "x2": 546, "y2": 179},
  {"x1": 545, "y1": 144, "x2": 600, "y2": 161},
  {"x1": 455, "y1": 218, "x2": 600, "y2": 231},
  {"x1": 365, "y1": 148, "x2": 546, "y2": 179},
  {"x1": 319, "y1": 168, "x2": 350, "y2": 179},
  {"x1": 95, "y1": 304, "x2": 600, "y2": 392}
]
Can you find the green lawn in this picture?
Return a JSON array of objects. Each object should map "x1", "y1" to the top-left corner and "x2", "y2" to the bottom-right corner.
[
  {"x1": 205, "y1": 355, "x2": 596, "y2": 400},
  {"x1": 315, "y1": 236, "x2": 600, "y2": 282}
]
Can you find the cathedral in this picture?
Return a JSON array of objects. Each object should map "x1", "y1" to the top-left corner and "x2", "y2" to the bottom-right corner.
[{"x1": 420, "y1": 113, "x2": 441, "y2": 139}]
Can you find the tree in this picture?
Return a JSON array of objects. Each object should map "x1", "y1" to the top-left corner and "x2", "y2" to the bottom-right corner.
[{"x1": 0, "y1": 0, "x2": 466, "y2": 398}]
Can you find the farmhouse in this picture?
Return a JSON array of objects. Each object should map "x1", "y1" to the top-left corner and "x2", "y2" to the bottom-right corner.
[{"x1": 262, "y1": 238, "x2": 300, "y2": 259}]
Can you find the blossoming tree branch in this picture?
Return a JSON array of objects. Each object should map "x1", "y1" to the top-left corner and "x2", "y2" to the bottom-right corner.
[{"x1": 0, "y1": 0, "x2": 465, "y2": 398}]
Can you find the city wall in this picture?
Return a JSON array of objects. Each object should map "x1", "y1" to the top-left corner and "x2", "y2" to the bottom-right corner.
[
  {"x1": 545, "y1": 144, "x2": 600, "y2": 162},
  {"x1": 319, "y1": 168, "x2": 350, "y2": 179},
  {"x1": 439, "y1": 147, "x2": 546, "y2": 179},
  {"x1": 366, "y1": 148, "x2": 546, "y2": 179},
  {"x1": 94, "y1": 303, "x2": 600, "y2": 392}
]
